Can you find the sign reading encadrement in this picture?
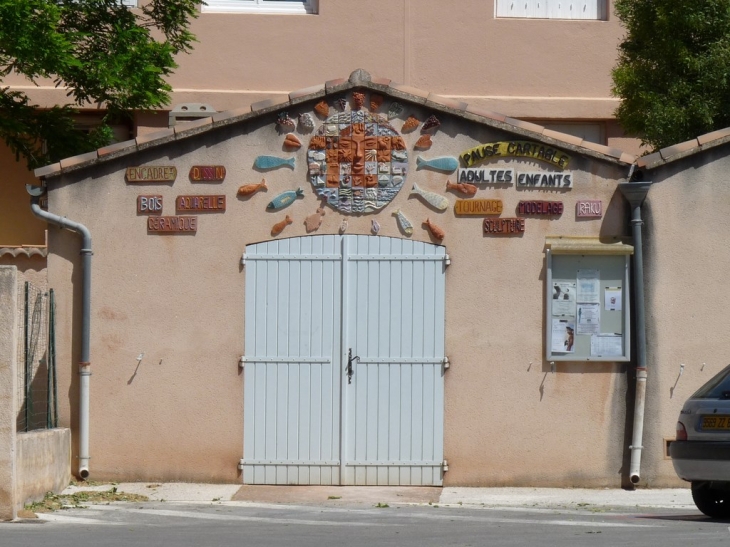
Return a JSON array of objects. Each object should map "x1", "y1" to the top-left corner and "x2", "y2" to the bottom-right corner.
[
  {"x1": 148, "y1": 216, "x2": 197, "y2": 233},
  {"x1": 484, "y1": 218, "x2": 525, "y2": 235},
  {"x1": 518, "y1": 200, "x2": 564, "y2": 216},
  {"x1": 516, "y1": 172, "x2": 573, "y2": 189},
  {"x1": 454, "y1": 199, "x2": 503, "y2": 215},
  {"x1": 189, "y1": 166, "x2": 226, "y2": 182},
  {"x1": 137, "y1": 195, "x2": 163, "y2": 214},
  {"x1": 458, "y1": 168, "x2": 514, "y2": 185},
  {"x1": 176, "y1": 195, "x2": 226, "y2": 212},
  {"x1": 126, "y1": 166, "x2": 177, "y2": 183},
  {"x1": 576, "y1": 200, "x2": 602, "y2": 218}
]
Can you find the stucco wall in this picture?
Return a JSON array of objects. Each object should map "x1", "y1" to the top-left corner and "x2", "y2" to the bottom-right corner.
[
  {"x1": 639, "y1": 148, "x2": 730, "y2": 487},
  {"x1": 45, "y1": 92, "x2": 637, "y2": 485},
  {"x1": 16, "y1": 428, "x2": 71, "y2": 506},
  {"x1": 0, "y1": 266, "x2": 18, "y2": 520}
]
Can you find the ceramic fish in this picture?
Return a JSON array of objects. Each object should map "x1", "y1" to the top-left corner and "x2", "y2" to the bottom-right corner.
[
  {"x1": 315, "y1": 100, "x2": 329, "y2": 117},
  {"x1": 336, "y1": 98, "x2": 348, "y2": 111},
  {"x1": 277, "y1": 112, "x2": 295, "y2": 130},
  {"x1": 237, "y1": 178, "x2": 267, "y2": 197},
  {"x1": 422, "y1": 114, "x2": 441, "y2": 133},
  {"x1": 271, "y1": 215, "x2": 293, "y2": 236},
  {"x1": 411, "y1": 182, "x2": 449, "y2": 211},
  {"x1": 446, "y1": 179, "x2": 478, "y2": 195},
  {"x1": 387, "y1": 102, "x2": 404, "y2": 120},
  {"x1": 414, "y1": 134, "x2": 432, "y2": 150},
  {"x1": 370, "y1": 94, "x2": 384, "y2": 111},
  {"x1": 424, "y1": 218, "x2": 445, "y2": 241},
  {"x1": 392, "y1": 209, "x2": 413, "y2": 236},
  {"x1": 298, "y1": 113, "x2": 315, "y2": 130},
  {"x1": 339, "y1": 218, "x2": 348, "y2": 234},
  {"x1": 283, "y1": 133, "x2": 302, "y2": 149},
  {"x1": 267, "y1": 188, "x2": 304, "y2": 210},
  {"x1": 416, "y1": 155, "x2": 458, "y2": 173},
  {"x1": 402, "y1": 116, "x2": 419, "y2": 132},
  {"x1": 304, "y1": 206, "x2": 325, "y2": 232},
  {"x1": 371, "y1": 219, "x2": 380, "y2": 235},
  {"x1": 255, "y1": 155, "x2": 295, "y2": 170}
]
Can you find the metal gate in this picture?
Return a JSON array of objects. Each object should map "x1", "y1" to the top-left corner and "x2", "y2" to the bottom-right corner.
[{"x1": 241, "y1": 235, "x2": 447, "y2": 485}]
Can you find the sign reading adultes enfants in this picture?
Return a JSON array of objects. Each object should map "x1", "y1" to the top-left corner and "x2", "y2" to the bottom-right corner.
[{"x1": 126, "y1": 166, "x2": 177, "y2": 183}]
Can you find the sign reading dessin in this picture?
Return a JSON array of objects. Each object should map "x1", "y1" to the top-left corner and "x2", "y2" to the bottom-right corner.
[{"x1": 460, "y1": 141, "x2": 571, "y2": 170}]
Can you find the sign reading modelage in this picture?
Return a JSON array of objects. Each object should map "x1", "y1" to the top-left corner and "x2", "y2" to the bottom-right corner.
[
  {"x1": 126, "y1": 166, "x2": 177, "y2": 183},
  {"x1": 518, "y1": 200, "x2": 564, "y2": 216}
]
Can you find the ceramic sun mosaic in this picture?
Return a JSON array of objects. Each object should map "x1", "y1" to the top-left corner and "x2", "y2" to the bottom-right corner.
[{"x1": 307, "y1": 111, "x2": 409, "y2": 214}]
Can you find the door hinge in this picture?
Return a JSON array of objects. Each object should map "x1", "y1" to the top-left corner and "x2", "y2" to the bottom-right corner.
[
  {"x1": 444, "y1": 254, "x2": 451, "y2": 267},
  {"x1": 238, "y1": 459, "x2": 244, "y2": 470},
  {"x1": 241, "y1": 253, "x2": 246, "y2": 266},
  {"x1": 443, "y1": 356, "x2": 450, "y2": 371},
  {"x1": 239, "y1": 356, "x2": 245, "y2": 369},
  {"x1": 442, "y1": 459, "x2": 449, "y2": 472}
]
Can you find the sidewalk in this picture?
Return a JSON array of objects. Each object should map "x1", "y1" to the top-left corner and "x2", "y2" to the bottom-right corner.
[{"x1": 61, "y1": 482, "x2": 696, "y2": 510}]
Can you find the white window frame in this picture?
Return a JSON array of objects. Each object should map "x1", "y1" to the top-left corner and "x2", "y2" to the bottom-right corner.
[
  {"x1": 495, "y1": 0, "x2": 606, "y2": 20},
  {"x1": 202, "y1": 0, "x2": 318, "y2": 14}
]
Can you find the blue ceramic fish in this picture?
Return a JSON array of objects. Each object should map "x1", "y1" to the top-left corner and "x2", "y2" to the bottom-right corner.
[
  {"x1": 416, "y1": 155, "x2": 459, "y2": 173},
  {"x1": 255, "y1": 155, "x2": 296, "y2": 170},
  {"x1": 267, "y1": 188, "x2": 304, "y2": 210}
]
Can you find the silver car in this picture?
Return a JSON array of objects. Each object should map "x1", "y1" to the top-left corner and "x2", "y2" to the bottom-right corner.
[{"x1": 671, "y1": 363, "x2": 730, "y2": 517}]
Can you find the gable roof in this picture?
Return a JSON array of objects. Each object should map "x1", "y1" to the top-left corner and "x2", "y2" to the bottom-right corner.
[
  {"x1": 636, "y1": 127, "x2": 730, "y2": 171},
  {"x1": 34, "y1": 69, "x2": 637, "y2": 180}
]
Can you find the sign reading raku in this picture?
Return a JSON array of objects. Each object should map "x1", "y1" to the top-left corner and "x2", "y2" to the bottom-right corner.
[{"x1": 460, "y1": 141, "x2": 571, "y2": 170}]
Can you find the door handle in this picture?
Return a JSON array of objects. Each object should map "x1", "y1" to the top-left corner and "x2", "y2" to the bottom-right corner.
[{"x1": 346, "y1": 348, "x2": 359, "y2": 384}]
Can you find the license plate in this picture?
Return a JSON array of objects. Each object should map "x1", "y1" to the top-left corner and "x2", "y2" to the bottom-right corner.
[{"x1": 701, "y1": 416, "x2": 730, "y2": 430}]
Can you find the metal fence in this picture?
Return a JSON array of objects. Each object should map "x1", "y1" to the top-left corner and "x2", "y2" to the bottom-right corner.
[{"x1": 16, "y1": 281, "x2": 57, "y2": 432}]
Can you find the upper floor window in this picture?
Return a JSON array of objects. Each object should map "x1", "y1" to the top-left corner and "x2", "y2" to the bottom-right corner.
[
  {"x1": 203, "y1": 0, "x2": 318, "y2": 14},
  {"x1": 496, "y1": 0, "x2": 605, "y2": 20}
]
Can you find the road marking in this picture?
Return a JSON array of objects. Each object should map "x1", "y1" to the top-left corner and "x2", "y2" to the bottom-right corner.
[
  {"x1": 92, "y1": 506, "x2": 396, "y2": 527},
  {"x1": 37, "y1": 512, "x2": 125, "y2": 525}
]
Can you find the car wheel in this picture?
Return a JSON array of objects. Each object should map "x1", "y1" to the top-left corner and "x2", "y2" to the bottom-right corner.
[{"x1": 692, "y1": 482, "x2": 730, "y2": 518}]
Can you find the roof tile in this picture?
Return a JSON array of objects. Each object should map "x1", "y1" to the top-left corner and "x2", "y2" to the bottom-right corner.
[
  {"x1": 371, "y1": 76, "x2": 392, "y2": 87},
  {"x1": 697, "y1": 127, "x2": 730, "y2": 146},
  {"x1": 465, "y1": 104, "x2": 506, "y2": 123},
  {"x1": 504, "y1": 117, "x2": 545, "y2": 135},
  {"x1": 425, "y1": 93, "x2": 468, "y2": 113},
  {"x1": 212, "y1": 106, "x2": 252, "y2": 125},
  {"x1": 173, "y1": 117, "x2": 213, "y2": 138},
  {"x1": 59, "y1": 151, "x2": 98, "y2": 170},
  {"x1": 387, "y1": 82, "x2": 430, "y2": 102},
  {"x1": 636, "y1": 151, "x2": 662, "y2": 168},
  {"x1": 324, "y1": 78, "x2": 349, "y2": 94},
  {"x1": 659, "y1": 139, "x2": 699, "y2": 161},
  {"x1": 34, "y1": 162, "x2": 62, "y2": 178},
  {"x1": 542, "y1": 129, "x2": 583, "y2": 147},
  {"x1": 136, "y1": 128, "x2": 175, "y2": 147},
  {"x1": 289, "y1": 83, "x2": 326, "y2": 102},
  {"x1": 250, "y1": 95, "x2": 290, "y2": 113},
  {"x1": 620, "y1": 152, "x2": 637, "y2": 164},
  {"x1": 98, "y1": 139, "x2": 137, "y2": 157}
]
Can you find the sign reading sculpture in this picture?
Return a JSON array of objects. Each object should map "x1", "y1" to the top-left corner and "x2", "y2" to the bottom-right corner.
[{"x1": 307, "y1": 111, "x2": 407, "y2": 213}]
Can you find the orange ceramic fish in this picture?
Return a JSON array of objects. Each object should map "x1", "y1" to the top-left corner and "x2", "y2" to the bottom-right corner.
[
  {"x1": 446, "y1": 180, "x2": 478, "y2": 196},
  {"x1": 272, "y1": 215, "x2": 293, "y2": 236},
  {"x1": 237, "y1": 178, "x2": 267, "y2": 197},
  {"x1": 284, "y1": 133, "x2": 302, "y2": 149},
  {"x1": 424, "y1": 218, "x2": 445, "y2": 241}
]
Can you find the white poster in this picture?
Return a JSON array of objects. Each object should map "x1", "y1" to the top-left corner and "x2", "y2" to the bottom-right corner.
[
  {"x1": 552, "y1": 318, "x2": 576, "y2": 353},
  {"x1": 552, "y1": 281, "x2": 576, "y2": 316},
  {"x1": 605, "y1": 287, "x2": 622, "y2": 311},
  {"x1": 577, "y1": 303, "x2": 600, "y2": 335},
  {"x1": 577, "y1": 269, "x2": 600, "y2": 303},
  {"x1": 591, "y1": 334, "x2": 623, "y2": 357}
]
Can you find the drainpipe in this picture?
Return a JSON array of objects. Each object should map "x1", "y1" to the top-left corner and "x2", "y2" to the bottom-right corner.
[
  {"x1": 27, "y1": 185, "x2": 92, "y2": 480},
  {"x1": 618, "y1": 179, "x2": 652, "y2": 485}
]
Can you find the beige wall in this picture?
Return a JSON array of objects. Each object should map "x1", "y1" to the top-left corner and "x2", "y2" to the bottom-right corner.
[
  {"x1": 640, "y1": 148, "x2": 730, "y2": 486},
  {"x1": 42, "y1": 90, "x2": 647, "y2": 485},
  {"x1": 16, "y1": 429, "x2": 71, "y2": 507},
  {"x1": 0, "y1": 145, "x2": 46, "y2": 247}
]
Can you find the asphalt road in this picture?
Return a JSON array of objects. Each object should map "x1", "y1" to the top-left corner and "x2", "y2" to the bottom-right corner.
[{"x1": 1, "y1": 500, "x2": 729, "y2": 547}]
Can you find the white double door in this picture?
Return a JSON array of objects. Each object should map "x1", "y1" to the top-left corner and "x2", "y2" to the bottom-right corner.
[{"x1": 241, "y1": 235, "x2": 446, "y2": 485}]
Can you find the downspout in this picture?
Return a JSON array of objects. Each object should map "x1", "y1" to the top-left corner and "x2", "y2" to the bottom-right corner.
[
  {"x1": 618, "y1": 178, "x2": 652, "y2": 485},
  {"x1": 27, "y1": 185, "x2": 92, "y2": 480}
]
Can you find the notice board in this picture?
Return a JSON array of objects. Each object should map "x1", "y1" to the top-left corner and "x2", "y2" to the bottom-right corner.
[{"x1": 545, "y1": 238, "x2": 632, "y2": 362}]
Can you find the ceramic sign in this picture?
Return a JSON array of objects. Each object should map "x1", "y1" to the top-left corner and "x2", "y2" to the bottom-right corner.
[
  {"x1": 137, "y1": 195, "x2": 163, "y2": 215},
  {"x1": 147, "y1": 216, "x2": 197, "y2": 233},
  {"x1": 483, "y1": 218, "x2": 525, "y2": 235},
  {"x1": 517, "y1": 200, "x2": 564, "y2": 215},
  {"x1": 457, "y1": 168, "x2": 514, "y2": 185},
  {"x1": 516, "y1": 172, "x2": 573, "y2": 189},
  {"x1": 189, "y1": 166, "x2": 226, "y2": 182},
  {"x1": 576, "y1": 200, "x2": 603, "y2": 218},
  {"x1": 176, "y1": 195, "x2": 226, "y2": 212},
  {"x1": 126, "y1": 166, "x2": 177, "y2": 183},
  {"x1": 454, "y1": 199, "x2": 503, "y2": 215},
  {"x1": 460, "y1": 141, "x2": 571, "y2": 169}
]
